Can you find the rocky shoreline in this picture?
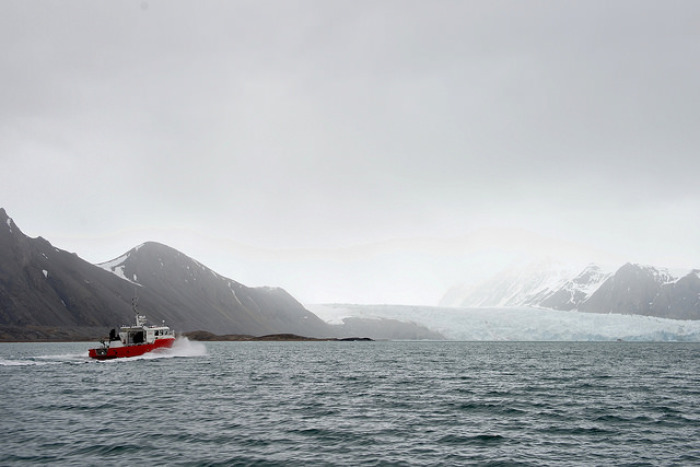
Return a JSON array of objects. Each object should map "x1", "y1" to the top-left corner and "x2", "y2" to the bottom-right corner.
[
  {"x1": 0, "y1": 326, "x2": 373, "y2": 342},
  {"x1": 182, "y1": 330, "x2": 373, "y2": 342}
]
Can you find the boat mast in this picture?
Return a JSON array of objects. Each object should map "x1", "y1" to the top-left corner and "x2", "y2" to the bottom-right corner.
[{"x1": 132, "y1": 293, "x2": 145, "y2": 326}]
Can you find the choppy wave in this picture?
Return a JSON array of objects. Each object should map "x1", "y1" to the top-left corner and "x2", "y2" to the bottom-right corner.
[{"x1": 1, "y1": 341, "x2": 698, "y2": 466}]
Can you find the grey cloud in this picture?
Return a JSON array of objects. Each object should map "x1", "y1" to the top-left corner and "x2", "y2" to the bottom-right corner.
[{"x1": 2, "y1": 0, "x2": 700, "y2": 303}]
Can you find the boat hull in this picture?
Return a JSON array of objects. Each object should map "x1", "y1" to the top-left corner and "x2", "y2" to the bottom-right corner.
[{"x1": 89, "y1": 337, "x2": 175, "y2": 360}]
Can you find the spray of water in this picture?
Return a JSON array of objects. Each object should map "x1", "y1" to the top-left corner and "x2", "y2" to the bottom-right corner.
[
  {"x1": 98, "y1": 337, "x2": 207, "y2": 363},
  {"x1": 0, "y1": 337, "x2": 207, "y2": 366},
  {"x1": 166, "y1": 336, "x2": 208, "y2": 357}
]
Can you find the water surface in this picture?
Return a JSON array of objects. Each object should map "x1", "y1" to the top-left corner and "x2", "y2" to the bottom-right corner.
[{"x1": 1, "y1": 340, "x2": 698, "y2": 465}]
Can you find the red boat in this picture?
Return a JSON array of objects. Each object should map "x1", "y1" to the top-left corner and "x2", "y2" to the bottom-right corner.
[{"x1": 89, "y1": 315, "x2": 175, "y2": 360}]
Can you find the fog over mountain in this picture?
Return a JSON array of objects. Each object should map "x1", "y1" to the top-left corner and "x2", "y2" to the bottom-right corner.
[
  {"x1": 441, "y1": 260, "x2": 700, "y2": 320},
  {"x1": 441, "y1": 260, "x2": 611, "y2": 309}
]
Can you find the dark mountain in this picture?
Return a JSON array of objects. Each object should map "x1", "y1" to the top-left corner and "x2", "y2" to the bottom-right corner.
[
  {"x1": 0, "y1": 208, "x2": 442, "y2": 340},
  {"x1": 0, "y1": 208, "x2": 139, "y2": 338},
  {"x1": 580, "y1": 263, "x2": 700, "y2": 320},
  {"x1": 0, "y1": 208, "x2": 329, "y2": 339},
  {"x1": 651, "y1": 270, "x2": 700, "y2": 319},
  {"x1": 97, "y1": 241, "x2": 331, "y2": 337}
]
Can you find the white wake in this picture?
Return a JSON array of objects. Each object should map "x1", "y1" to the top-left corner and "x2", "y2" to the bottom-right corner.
[{"x1": 0, "y1": 337, "x2": 207, "y2": 366}]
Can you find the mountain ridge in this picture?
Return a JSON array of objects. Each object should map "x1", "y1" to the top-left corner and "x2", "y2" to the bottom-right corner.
[
  {"x1": 0, "y1": 208, "x2": 441, "y2": 340},
  {"x1": 442, "y1": 260, "x2": 700, "y2": 320},
  {"x1": 0, "y1": 207, "x2": 326, "y2": 337}
]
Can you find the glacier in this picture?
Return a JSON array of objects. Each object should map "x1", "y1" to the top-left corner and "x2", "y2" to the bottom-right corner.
[{"x1": 308, "y1": 304, "x2": 700, "y2": 341}]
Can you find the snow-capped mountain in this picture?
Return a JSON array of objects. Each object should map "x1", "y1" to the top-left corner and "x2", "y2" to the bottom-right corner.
[
  {"x1": 441, "y1": 261, "x2": 700, "y2": 320},
  {"x1": 440, "y1": 260, "x2": 612, "y2": 309},
  {"x1": 539, "y1": 264, "x2": 612, "y2": 311},
  {"x1": 579, "y1": 263, "x2": 700, "y2": 319}
]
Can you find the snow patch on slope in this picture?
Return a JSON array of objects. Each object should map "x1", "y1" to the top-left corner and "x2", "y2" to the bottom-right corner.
[
  {"x1": 444, "y1": 259, "x2": 612, "y2": 308},
  {"x1": 97, "y1": 252, "x2": 140, "y2": 285}
]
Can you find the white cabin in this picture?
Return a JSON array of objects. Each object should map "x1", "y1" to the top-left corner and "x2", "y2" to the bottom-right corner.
[{"x1": 108, "y1": 315, "x2": 175, "y2": 347}]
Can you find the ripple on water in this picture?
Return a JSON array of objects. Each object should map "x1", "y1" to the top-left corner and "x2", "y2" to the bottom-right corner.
[{"x1": 0, "y1": 341, "x2": 699, "y2": 466}]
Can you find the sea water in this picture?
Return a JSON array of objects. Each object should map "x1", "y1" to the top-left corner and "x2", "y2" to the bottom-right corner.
[{"x1": 1, "y1": 340, "x2": 698, "y2": 466}]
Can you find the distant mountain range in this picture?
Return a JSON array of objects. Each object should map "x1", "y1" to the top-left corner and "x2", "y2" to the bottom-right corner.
[
  {"x1": 441, "y1": 260, "x2": 700, "y2": 320},
  {"x1": 4, "y1": 205, "x2": 697, "y2": 342},
  {"x1": 0, "y1": 208, "x2": 440, "y2": 340}
]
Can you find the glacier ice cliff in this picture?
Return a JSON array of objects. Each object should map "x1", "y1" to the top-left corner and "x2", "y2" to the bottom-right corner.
[{"x1": 309, "y1": 304, "x2": 700, "y2": 341}]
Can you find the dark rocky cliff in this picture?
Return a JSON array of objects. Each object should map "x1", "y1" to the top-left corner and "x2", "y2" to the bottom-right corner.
[
  {"x1": 0, "y1": 208, "x2": 137, "y2": 331},
  {"x1": 0, "y1": 209, "x2": 328, "y2": 338}
]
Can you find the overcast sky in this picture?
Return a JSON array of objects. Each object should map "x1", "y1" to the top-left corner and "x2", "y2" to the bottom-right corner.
[{"x1": 2, "y1": 1, "x2": 699, "y2": 305}]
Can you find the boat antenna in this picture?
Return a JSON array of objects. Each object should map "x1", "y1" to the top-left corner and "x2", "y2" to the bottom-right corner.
[{"x1": 131, "y1": 286, "x2": 141, "y2": 323}]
